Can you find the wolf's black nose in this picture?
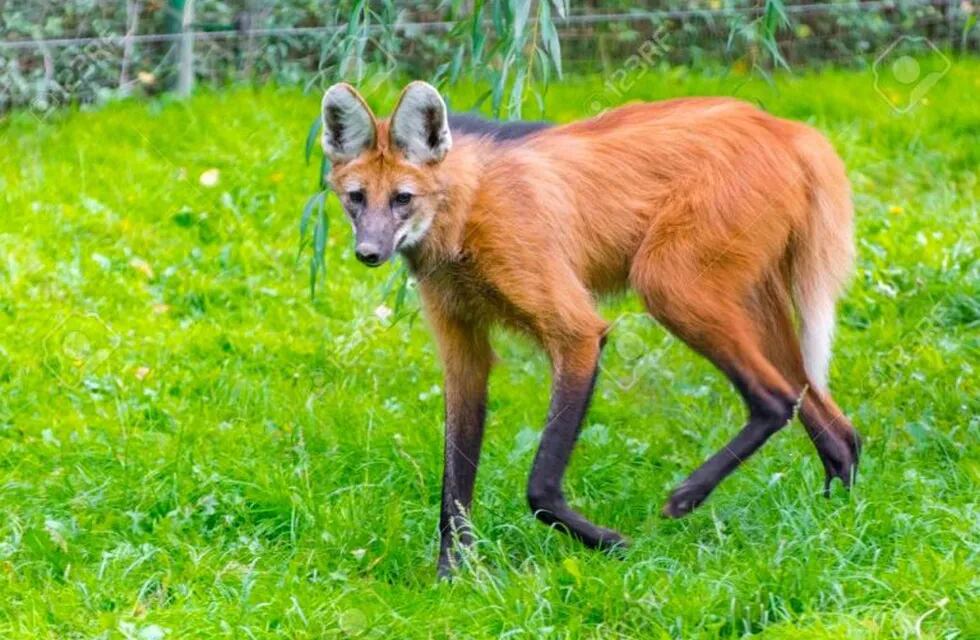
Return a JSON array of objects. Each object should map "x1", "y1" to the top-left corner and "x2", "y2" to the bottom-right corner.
[{"x1": 355, "y1": 243, "x2": 382, "y2": 266}]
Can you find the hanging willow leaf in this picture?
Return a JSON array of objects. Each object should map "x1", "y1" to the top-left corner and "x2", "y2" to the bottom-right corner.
[
  {"x1": 471, "y1": 2, "x2": 487, "y2": 64},
  {"x1": 346, "y1": 0, "x2": 366, "y2": 39},
  {"x1": 450, "y1": 47, "x2": 465, "y2": 85},
  {"x1": 761, "y1": 35, "x2": 789, "y2": 71},
  {"x1": 470, "y1": 89, "x2": 493, "y2": 111},
  {"x1": 512, "y1": 0, "x2": 532, "y2": 43},
  {"x1": 550, "y1": 0, "x2": 568, "y2": 20},
  {"x1": 759, "y1": 0, "x2": 790, "y2": 70},
  {"x1": 536, "y1": 47, "x2": 551, "y2": 89},
  {"x1": 508, "y1": 65, "x2": 526, "y2": 119},
  {"x1": 314, "y1": 204, "x2": 328, "y2": 262},
  {"x1": 304, "y1": 116, "x2": 321, "y2": 166},
  {"x1": 491, "y1": 58, "x2": 511, "y2": 118},
  {"x1": 532, "y1": 88, "x2": 546, "y2": 117},
  {"x1": 492, "y1": 0, "x2": 511, "y2": 38},
  {"x1": 726, "y1": 16, "x2": 743, "y2": 52},
  {"x1": 298, "y1": 190, "x2": 325, "y2": 259},
  {"x1": 765, "y1": 0, "x2": 790, "y2": 31},
  {"x1": 310, "y1": 198, "x2": 329, "y2": 298},
  {"x1": 540, "y1": 0, "x2": 562, "y2": 79}
]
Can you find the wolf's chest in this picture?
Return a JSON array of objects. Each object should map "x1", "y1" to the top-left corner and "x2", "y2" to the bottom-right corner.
[{"x1": 416, "y1": 257, "x2": 536, "y2": 335}]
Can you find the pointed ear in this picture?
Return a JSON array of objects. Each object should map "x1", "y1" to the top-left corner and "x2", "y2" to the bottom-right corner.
[
  {"x1": 389, "y1": 81, "x2": 452, "y2": 164},
  {"x1": 321, "y1": 83, "x2": 377, "y2": 163}
]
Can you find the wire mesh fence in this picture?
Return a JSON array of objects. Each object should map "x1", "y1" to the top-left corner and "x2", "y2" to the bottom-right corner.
[{"x1": 1, "y1": 0, "x2": 976, "y2": 113}]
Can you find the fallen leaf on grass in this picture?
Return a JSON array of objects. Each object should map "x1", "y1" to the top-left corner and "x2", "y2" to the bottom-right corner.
[
  {"x1": 199, "y1": 168, "x2": 220, "y2": 188},
  {"x1": 129, "y1": 257, "x2": 154, "y2": 279}
]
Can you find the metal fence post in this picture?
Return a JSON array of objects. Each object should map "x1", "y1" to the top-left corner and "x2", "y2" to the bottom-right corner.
[
  {"x1": 119, "y1": 0, "x2": 142, "y2": 91},
  {"x1": 176, "y1": 0, "x2": 195, "y2": 97}
]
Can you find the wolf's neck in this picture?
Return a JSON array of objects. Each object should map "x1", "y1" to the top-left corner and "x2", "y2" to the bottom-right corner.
[{"x1": 404, "y1": 136, "x2": 490, "y2": 271}]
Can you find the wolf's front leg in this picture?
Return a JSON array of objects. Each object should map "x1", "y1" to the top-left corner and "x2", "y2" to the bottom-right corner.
[{"x1": 431, "y1": 313, "x2": 493, "y2": 578}]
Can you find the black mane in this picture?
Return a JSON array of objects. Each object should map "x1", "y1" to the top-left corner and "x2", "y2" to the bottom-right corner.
[{"x1": 448, "y1": 113, "x2": 551, "y2": 142}]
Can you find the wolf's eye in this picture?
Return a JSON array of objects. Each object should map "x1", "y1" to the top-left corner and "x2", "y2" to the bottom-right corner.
[
  {"x1": 393, "y1": 192, "x2": 413, "y2": 206},
  {"x1": 348, "y1": 190, "x2": 365, "y2": 204}
]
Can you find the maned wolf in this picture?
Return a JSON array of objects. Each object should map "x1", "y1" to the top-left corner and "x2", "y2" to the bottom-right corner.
[{"x1": 320, "y1": 81, "x2": 860, "y2": 577}]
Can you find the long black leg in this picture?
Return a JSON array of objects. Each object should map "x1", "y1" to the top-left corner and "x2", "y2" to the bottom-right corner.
[
  {"x1": 526, "y1": 339, "x2": 625, "y2": 549},
  {"x1": 432, "y1": 319, "x2": 493, "y2": 579},
  {"x1": 662, "y1": 372, "x2": 797, "y2": 517},
  {"x1": 437, "y1": 391, "x2": 487, "y2": 577}
]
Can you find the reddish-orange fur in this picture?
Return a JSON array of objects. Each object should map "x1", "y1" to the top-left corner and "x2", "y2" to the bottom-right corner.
[
  {"x1": 337, "y1": 99, "x2": 849, "y2": 378},
  {"x1": 326, "y1": 85, "x2": 860, "y2": 568}
]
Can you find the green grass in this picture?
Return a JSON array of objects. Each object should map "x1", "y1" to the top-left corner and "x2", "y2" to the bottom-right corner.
[{"x1": 0, "y1": 60, "x2": 978, "y2": 638}]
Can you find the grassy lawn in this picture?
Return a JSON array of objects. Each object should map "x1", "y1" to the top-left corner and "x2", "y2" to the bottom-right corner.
[{"x1": 0, "y1": 60, "x2": 977, "y2": 638}]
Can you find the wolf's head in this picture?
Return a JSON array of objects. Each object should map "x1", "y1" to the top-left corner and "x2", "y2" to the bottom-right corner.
[{"x1": 321, "y1": 81, "x2": 451, "y2": 266}]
